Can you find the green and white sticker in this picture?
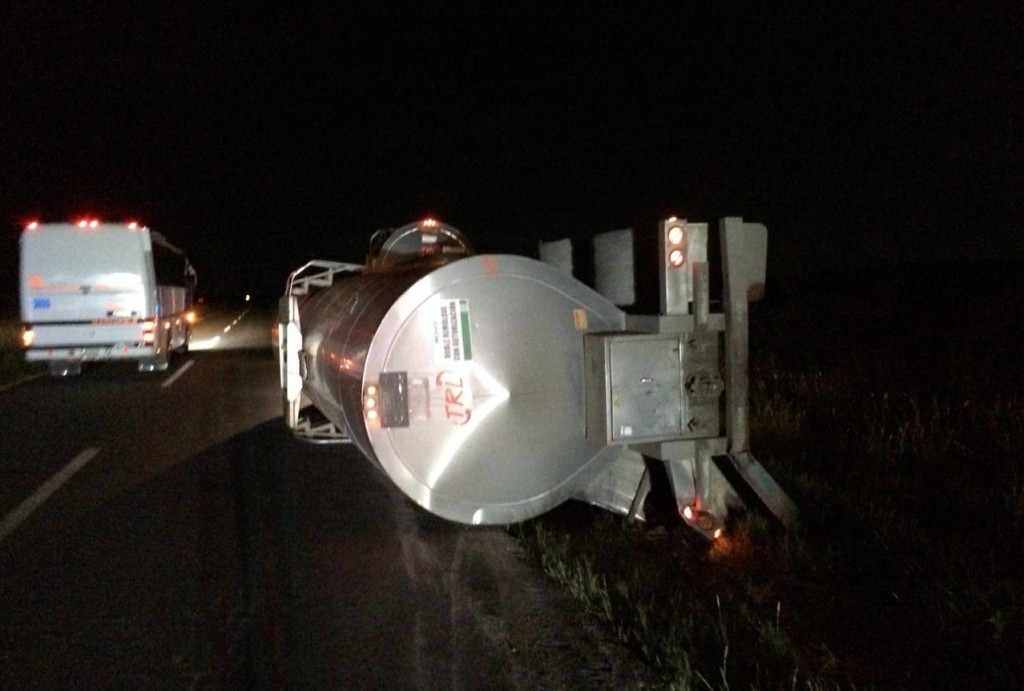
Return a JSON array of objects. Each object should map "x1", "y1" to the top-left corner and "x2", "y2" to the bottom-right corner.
[{"x1": 432, "y1": 299, "x2": 473, "y2": 362}]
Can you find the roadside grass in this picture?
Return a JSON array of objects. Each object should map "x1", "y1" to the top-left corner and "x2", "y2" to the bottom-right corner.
[
  {"x1": 0, "y1": 321, "x2": 43, "y2": 387},
  {"x1": 515, "y1": 265, "x2": 1024, "y2": 690}
]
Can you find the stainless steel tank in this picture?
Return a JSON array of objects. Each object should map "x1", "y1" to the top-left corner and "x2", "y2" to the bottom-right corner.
[{"x1": 298, "y1": 253, "x2": 627, "y2": 525}]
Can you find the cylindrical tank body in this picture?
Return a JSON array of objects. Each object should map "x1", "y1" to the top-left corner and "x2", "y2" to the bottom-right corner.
[
  {"x1": 298, "y1": 252, "x2": 626, "y2": 525},
  {"x1": 297, "y1": 264, "x2": 430, "y2": 460}
]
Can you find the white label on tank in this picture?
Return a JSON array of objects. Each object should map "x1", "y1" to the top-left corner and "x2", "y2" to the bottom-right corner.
[{"x1": 432, "y1": 299, "x2": 473, "y2": 363}]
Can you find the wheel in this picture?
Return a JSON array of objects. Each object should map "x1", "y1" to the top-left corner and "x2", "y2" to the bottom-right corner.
[
  {"x1": 139, "y1": 334, "x2": 171, "y2": 372},
  {"x1": 176, "y1": 325, "x2": 191, "y2": 354}
]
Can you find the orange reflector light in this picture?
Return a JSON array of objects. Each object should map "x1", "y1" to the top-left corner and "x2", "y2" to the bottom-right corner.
[
  {"x1": 683, "y1": 505, "x2": 718, "y2": 533},
  {"x1": 185, "y1": 310, "x2": 197, "y2": 324},
  {"x1": 364, "y1": 383, "x2": 380, "y2": 420}
]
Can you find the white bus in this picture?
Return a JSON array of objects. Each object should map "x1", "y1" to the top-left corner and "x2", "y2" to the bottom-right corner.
[{"x1": 19, "y1": 220, "x2": 197, "y2": 376}]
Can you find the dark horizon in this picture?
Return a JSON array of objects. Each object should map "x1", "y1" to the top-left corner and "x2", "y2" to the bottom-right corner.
[{"x1": 1, "y1": 2, "x2": 1020, "y2": 300}]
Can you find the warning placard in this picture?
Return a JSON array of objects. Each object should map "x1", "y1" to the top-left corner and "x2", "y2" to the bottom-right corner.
[{"x1": 432, "y1": 299, "x2": 473, "y2": 363}]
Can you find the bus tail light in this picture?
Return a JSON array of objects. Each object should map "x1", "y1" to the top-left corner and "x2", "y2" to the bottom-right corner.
[
  {"x1": 22, "y1": 327, "x2": 34, "y2": 348},
  {"x1": 142, "y1": 320, "x2": 156, "y2": 344}
]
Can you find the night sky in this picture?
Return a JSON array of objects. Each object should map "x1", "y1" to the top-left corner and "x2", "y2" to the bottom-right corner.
[{"x1": 1, "y1": 1, "x2": 1020, "y2": 301}]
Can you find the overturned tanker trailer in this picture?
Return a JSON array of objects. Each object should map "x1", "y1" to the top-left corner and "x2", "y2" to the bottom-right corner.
[{"x1": 276, "y1": 217, "x2": 797, "y2": 537}]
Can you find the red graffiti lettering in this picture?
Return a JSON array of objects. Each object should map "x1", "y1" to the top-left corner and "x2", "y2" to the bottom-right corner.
[
  {"x1": 436, "y1": 371, "x2": 461, "y2": 388},
  {"x1": 445, "y1": 387, "x2": 463, "y2": 406},
  {"x1": 436, "y1": 370, "x2": 472, "y2": 425}
]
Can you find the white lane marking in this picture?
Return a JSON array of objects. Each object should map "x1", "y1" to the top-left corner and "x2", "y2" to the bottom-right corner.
[
  {"x1": 190, "y1": 335, "x2": 221, "y2": 351},
  {"x1": 161, "y1": 359, "x2": 195, "y2": 388},
  {"x1": 0, "y1": 447, "x2": 101, "y2": 542},
  {"x1": 223, "y1": 325, "x2": 232, "y2": 333}
]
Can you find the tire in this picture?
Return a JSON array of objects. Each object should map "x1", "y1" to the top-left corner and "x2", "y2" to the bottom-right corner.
[
  {"x1": 176, "y1": 325, "x2": 191, "y2": 354},
  {"x1": 138, "y1": 334, "x2": 171, "y2": 372}
]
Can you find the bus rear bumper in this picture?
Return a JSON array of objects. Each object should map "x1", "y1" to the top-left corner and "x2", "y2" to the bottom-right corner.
[{"x1": 25, "y1": 344, "x2": 157, "y2": 363}]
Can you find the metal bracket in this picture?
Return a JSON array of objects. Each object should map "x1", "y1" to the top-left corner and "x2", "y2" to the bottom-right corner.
[
  {"x1": 720, "y1": 451, "x2": 799, "y2": 529},
  {"x1": 292, "y1": 412, "x2": 353, "y2": 444},
  {"x1": 285, "y1": 260, "x2": 363, "y2": 297},
  {"x1": 572, "y1": 448, "x2": 649, "y2": 519},
  {"x1": 632, "y1": 438, "x2": 735, "y2": 538},
  {"x1": 278, "y1": 295, "x2": 304, "y2": 429}
]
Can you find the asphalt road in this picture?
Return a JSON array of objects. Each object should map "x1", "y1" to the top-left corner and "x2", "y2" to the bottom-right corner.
[{"x1": 0, "y1": 304, "x2": 661, "y2": 690}]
